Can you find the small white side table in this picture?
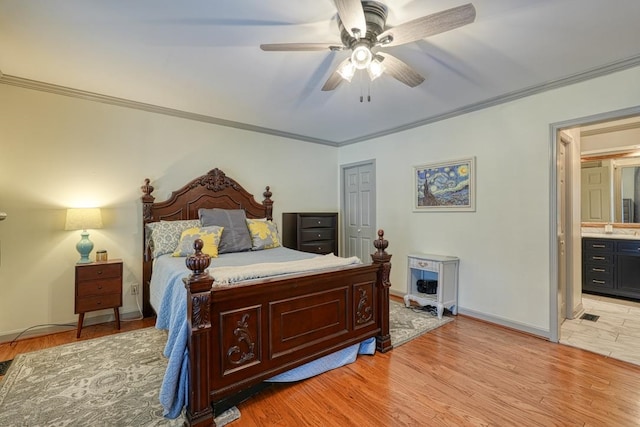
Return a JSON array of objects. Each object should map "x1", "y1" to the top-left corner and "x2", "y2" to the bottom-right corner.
[{"x1": 404, "y1": 253, "x2": 459, "y2": 319}]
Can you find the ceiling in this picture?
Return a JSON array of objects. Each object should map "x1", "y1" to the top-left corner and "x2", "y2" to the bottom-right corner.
[{"x1": 1, "y1": 0, "x2": 640, "y2": 146}]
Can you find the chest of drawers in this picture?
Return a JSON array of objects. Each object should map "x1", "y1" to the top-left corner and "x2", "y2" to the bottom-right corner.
[{"x1": 282, "y1": 213, "x2": 338, "y2": 255}]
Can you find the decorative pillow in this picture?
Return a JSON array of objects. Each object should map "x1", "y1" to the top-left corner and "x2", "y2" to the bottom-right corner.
[
  {"x1": 146, "y1": 219, "x2": 201, "y2": 258},
  {"x1": 246, "y1": 219, "x2": 281, "y2": 250},
  {"x1": 198, "y1": 208, "x2": 252, "y2": 254},
  {"x1": 172, "y1": 226, "x2": 224, "y2": 257}
]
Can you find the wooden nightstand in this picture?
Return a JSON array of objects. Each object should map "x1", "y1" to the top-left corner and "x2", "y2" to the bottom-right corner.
[{"x1": 75, "y1": 259, "x2": 123, "y2": 338}]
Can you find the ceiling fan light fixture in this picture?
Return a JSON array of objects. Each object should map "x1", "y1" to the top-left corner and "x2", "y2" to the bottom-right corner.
[
  {"x1": 351, "y1": 44, "x2": 372, "y2": 70},
  {"x1": 337, "y1": 60, "x2": 356, "y2": 82},
  {"x1": 367, "y1": 57, "x2": 385, "y2": 81}
]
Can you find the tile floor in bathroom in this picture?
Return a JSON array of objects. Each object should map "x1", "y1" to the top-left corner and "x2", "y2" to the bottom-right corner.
[{"x1": 561, "y1": 293, "x2": 640, "y2": 366}]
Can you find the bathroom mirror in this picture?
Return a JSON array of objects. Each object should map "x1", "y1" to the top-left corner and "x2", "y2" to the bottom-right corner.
[{"x1": 581, "y1": 155, "x2": 640, "y2": 224}]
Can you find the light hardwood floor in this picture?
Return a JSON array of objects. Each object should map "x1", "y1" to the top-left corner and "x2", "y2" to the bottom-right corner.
[{"x1": 3, "y1": 312, "x2": 640, "y2": 425}]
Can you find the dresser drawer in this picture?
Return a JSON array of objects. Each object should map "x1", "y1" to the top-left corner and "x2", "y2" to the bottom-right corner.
[
  {"x1": 76, "y1": 293, "x2": 122, "y2": 313},
  {"x1": 300, "y1": 216, "x2": 335, "y2": 229},
  {"x1": 77, "y1": 278, "x2": 121, "y2": 297},
  {"x1": 300, "y1": 228, "x2": 335, "y2": 242},
  {"x1": 299, "y1": 241, "x2": 337, "y2": 254},
  {"x1": 77, "y1": 263, "x2": 121, "y2": 281}
]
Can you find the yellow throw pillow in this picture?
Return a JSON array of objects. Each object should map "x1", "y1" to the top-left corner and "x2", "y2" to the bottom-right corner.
[
  {"x1": 172, "y1": 226, "x2": 224, "y2": 257},
  {"x1": 246, "y1": 219, "x2": 281, "y2": 250}
]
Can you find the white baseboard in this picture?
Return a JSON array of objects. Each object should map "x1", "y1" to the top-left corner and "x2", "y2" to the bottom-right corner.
[
  {"x1": 389, "y1": 289, "x2": 549, "y2": 339},
  {"x1": 0, "y1": 309, "x2": 143, "y2": 344},
  {"x1": 457, "y1": 307, "x2": 550, "y2": 339}
]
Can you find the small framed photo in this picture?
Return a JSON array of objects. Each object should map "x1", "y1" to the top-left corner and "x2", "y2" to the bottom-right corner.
[{"x1": 413, "y1": 157, "x2": 476, "y2": 212}]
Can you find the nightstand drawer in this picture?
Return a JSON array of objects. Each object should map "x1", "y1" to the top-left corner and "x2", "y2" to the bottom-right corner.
[
  {"x1": 409, "y1": 257, "x2": 438, "y2": 272},
  {"x1": 299, "y1": 241, "x2": 336, "y2": 254},
  {"x1": 77, "y1": 278, "x2": 121, "y2": 297},
  {"x1": 300, "y1": 228, "x2": 335, "y2": 242},
  {"x1": 77, "y1": 263, "x2": 121, "y2": 281},
  {"x1": 300, "y1": 216, "x2": 335, "y2": 229},
  {"x1": 76, "y1": 294, "x2": 122, "y2": 312}
]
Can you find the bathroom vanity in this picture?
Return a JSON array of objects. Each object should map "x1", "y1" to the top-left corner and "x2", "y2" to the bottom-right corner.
[{"x1": 583, "y1": 235, "x2": 640, "y2": 300}]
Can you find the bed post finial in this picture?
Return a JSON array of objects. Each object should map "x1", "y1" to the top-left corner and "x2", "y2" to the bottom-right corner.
[
  {"x1": 141, "y1": 178, "x2": 155, "y2": 221},
  {"x1": 263, "y1": 186, "x2": 273, "y2": 221},
  {"x1": 372, "y1": 229, "x2": 390, "y2": 262},
  {"x1": 185, "y1": 239, "x2": 212, "y2": 281},
  {"x1": 371, "y1": 229, "x2": 392, "y2": 353}
]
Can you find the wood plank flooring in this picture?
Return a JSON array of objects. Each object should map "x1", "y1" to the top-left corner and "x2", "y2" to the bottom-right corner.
[
  {"x1": 2, "y1": 313, "x2": 640, "y2": 426},
  {"x1": 238, "y1": 316, "x2": 640, "y2": 426}
]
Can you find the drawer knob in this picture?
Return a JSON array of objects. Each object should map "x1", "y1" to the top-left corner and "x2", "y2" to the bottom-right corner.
[
  {"x1": 592, "y1": 268, "x2": 605, "y2": 272},
  {"x1": 97, "y1": 270, "x2": 103, "y2": 275},
  {"x1": 592, "y1": 256, "x2": 605, "y2": 260},
  {"x1": 98, "y1": 285, "x2": 103, "y2": 289},
  {"x1": 592, "y1": 244, "x2": 605, "y2": 248},
  {"x1": 318, "y1": 234, "x2": 322, "y2": 237},
  {"x1": 592, "y1": 280, "x2": 606, "y2": 284}
]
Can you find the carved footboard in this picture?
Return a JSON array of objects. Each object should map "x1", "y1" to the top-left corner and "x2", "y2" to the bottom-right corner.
[{"x1": 183, "y1": 231, "x2": 392, "y2": 426}]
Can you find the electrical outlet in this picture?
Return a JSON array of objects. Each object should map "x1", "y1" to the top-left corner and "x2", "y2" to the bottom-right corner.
[{"x1": 131, "y1": 284, "x2": 139, "y2": 295}]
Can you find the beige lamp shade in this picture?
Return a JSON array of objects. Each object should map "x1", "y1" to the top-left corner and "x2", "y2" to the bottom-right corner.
[{"x1": 64, "y1": 208, "x2": 103, "y2": 231}]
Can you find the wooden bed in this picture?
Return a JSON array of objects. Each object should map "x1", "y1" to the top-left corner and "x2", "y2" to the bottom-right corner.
[{"x1": 140, "y1": 168, "x2": 392, "y2": 426}]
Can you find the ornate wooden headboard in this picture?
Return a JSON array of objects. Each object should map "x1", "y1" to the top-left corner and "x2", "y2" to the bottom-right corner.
[{"x1": 140, "y1": 167, "x2": 273, "y2": 317}]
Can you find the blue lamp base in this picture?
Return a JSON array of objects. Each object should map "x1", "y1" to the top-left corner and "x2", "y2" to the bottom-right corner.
[{"x1": 76, "y1": 231, "x2": 94, "y2": 264}]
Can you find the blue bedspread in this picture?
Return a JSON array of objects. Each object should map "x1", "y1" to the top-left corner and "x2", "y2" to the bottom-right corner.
[{"x1": 152, "y1": 249, "x2": 376, "y2": 419}]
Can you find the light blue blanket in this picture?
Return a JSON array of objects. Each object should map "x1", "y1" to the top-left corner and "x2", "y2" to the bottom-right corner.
[{"x1": 152, "y1": 249, "x2": 375, "y2": 419}]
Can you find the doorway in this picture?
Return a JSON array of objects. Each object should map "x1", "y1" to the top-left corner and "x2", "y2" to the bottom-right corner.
[{"x1": 551, "y1": 106, "x2": 640, "y2": 345}]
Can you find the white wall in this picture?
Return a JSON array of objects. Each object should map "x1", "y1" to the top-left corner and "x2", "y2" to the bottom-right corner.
[
  {"x1": 2, "y1": 65, "x2": 639, "y2": 340},
  {"x1": 0, "y1": 84, "x2": 338, "y2": 337},
  {"x1": 338, "y1": 66, "x2": 640, "y2": 336}
]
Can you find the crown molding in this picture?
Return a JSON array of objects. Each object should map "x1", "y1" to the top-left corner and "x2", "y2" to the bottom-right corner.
[
  {"x1": 2, "y1": 53, "x2": 640, "y2": 147},
  {"x1": 0, "y1": 74, "x2": 338, "y2": 147},
  {"x1": 338, "y1": 54, "x2": 640, "y2": 146}
]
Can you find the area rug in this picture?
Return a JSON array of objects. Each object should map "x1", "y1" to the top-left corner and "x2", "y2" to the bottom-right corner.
[
  {"x1": 0, "y1": 301, "x2": 450, "y2": 426},
  {"x1": 0, "y1": 328, "x2": 239, "y2": 426},
  {"x1": 389, "y1": 299, "x2": 454, "y2": 347}
]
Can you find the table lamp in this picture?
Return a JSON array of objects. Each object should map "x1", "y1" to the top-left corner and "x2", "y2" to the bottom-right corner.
[{"x1": 65, "y1": 208, "x2": 103, "y2": 264}]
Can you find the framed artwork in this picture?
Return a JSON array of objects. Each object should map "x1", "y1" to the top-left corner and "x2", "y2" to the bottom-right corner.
[{"x1": 413, "y1": 157, "x2": 476, "y2": 212}]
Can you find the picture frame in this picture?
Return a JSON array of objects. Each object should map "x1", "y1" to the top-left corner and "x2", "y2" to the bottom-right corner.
[{"x1": 413, "y1": 157, "x2": 476, "y2": 212}]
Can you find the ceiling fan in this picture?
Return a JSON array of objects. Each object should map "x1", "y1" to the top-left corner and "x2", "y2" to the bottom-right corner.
[{"x1": 260, "y1": 0, "x2": 476, "y2": 91}]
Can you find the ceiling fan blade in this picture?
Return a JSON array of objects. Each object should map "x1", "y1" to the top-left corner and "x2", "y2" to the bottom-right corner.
[
  {"x1": 377, "y1": 3, "x2": 476, "y2": 47},
  {"x1": 377, "y1": 52, "x2": 425, "y2": 87},
  {"x1": 334, "y1": 0, "x2": 367, "y2": 38},
  {"x1": 260, "y1": 43, "x2": 342, "y2": 51},
  {"x1": 321, "y1": 58, "x2": 351, "y2": 91}
]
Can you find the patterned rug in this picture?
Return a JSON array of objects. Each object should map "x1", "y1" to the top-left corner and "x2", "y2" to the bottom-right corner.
[
  {"x1": 389, "y1": 299, "x2": 454, "y2": 347},
  {"x1": 0, "y1": 300, "x2": 450, "y2": 426},
  {"x1": 0, "y1": 328, "x2": 239, "y2": 426}
]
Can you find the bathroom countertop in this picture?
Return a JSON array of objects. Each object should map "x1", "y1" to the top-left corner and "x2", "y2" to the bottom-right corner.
[{"x1": 582, "y1": 233, "x2": 640, "y2": 240}]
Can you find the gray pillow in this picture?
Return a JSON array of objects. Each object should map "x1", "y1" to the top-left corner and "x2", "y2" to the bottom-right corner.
[{"x1": 198, "y1": 208, "x2": 252, "y2": 254}]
